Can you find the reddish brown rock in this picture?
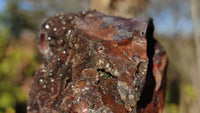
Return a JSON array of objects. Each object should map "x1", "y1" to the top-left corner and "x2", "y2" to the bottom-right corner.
[{"x1": 28, "y1": 10, "x2": 167, "y2": 113}]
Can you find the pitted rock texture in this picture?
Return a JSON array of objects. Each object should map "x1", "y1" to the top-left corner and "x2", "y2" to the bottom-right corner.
[{"x1": 28, "y1": 10, "x2": 167, "y2": 113}]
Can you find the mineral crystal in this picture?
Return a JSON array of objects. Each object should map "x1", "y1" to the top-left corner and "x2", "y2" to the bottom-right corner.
[{"x1": 28, "y1": 10, "x2": 167, "y2": 113}]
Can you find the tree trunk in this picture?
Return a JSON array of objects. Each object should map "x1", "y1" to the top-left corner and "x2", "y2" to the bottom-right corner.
[
  {"x1": 190, "y1": 0, "x2": 200, "y2": 112},
  {"x1": 90, "y1": 0, "x2": 148, "y2": 18}
]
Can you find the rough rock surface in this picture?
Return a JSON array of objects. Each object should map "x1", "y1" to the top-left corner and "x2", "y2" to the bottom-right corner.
[{"x1": 28, "y1": 10, "x2": 168, "y2": 113}]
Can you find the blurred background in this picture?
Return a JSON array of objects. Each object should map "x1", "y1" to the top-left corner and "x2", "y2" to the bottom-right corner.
[{"x1": 0, "y1": 0, "x2": 199, "y2": 113}]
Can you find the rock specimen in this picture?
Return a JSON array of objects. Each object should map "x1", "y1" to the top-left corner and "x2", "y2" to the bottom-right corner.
[{"x1": 28, "y1": 10, "x2": 168, "y2": 113}]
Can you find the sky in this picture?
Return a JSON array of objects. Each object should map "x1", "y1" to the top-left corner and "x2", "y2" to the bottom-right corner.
[
  {"x1": 150, "y1": 7, "x2": 193, "y2": 37},
  {"x1": 0, "y1": 0, "x2": 5, "y2": 12},
  {"x1": 147, "y1": 0, "x2": 194, "y2": 37},
  {"x1": 0, "y1": 0, "x2": 194, "y2": 38}
]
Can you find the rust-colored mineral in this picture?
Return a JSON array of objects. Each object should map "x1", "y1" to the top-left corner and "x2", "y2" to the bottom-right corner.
[{"x1": 28, "y1": 10, "x2": 168, "y2": 113}]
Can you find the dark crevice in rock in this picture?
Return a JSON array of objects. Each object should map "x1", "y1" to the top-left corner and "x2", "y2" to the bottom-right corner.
[
  {"x1": 97, "y1": 68, "x2": 117, "y2": 79},
  {"x1": 137, "y1": 19, "x2": 156, "y2": 109},
  {"x1": 135, "y1": 62, "x2": 141, "y2": 74}
]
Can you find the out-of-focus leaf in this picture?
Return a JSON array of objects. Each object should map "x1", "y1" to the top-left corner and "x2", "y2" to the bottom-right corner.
[
  {"x1": 5, "y1": 107, "x2": 15, "y2": 113},
  {"x1": 0, "y1": 92, "x2": 16, "y2": 109},
  {"x1": 183, "y1": 84, "x2": 196, "y2": 101}
]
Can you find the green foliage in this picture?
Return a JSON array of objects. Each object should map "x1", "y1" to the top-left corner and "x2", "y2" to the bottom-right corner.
[
  {"x1": 165, "y1": 87, "x2": 179, "y2": 113},
  {"x1": 0, "y1": 32, "x2": 41, "y2": 112},
  {"x1": 102, "y1": 73, "x2": 110, "y2": 79},
  {"x1": 0, "y1": 1, "x2": 44, "y2": 112},
  {"x1": 183, "y1": 84, "x2": 196, "y2": 102},
  {"x1": 99, "y1": 71, "x2": 111, "y2": 79},
  {"x1": 0, "y1": 49, "x2": 22, "y2": 77},
  {"x1": 0, "y1": 26, "x2": 9, "y2": 59},
  {"x1": 165, "y1": 104, "x2": 179, "y2": 113},
  {"x1": 92, "y1": 39, "x2": 101, "y2": 43},
  {"x1": 0, "y1": 92, "x2": 16, "y2": 109}
]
